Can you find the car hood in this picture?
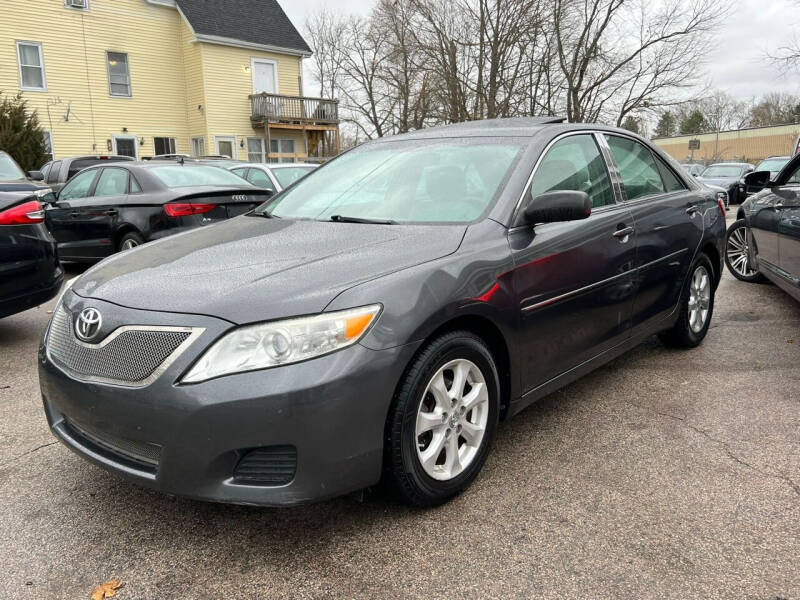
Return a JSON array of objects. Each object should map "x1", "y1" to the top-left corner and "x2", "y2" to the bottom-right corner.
[
  {"x1": 698, "y1": 176, "x2": 739, "y2": 187},
  {"x1": 73, "y1": 216, "x2": 467, "y2": 324}
]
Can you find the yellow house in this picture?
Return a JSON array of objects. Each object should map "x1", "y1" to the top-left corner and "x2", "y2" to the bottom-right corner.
[{"x1": 0, "y1": 0, "x2": 340, "y2": 164}]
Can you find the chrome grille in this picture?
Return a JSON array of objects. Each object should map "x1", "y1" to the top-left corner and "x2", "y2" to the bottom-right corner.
[
  {"x1": 65, "y1": 418, "x2": 161, "y2": 470},
  {"x1": 47, "y1": 305, "x2": 202, "y2": 387}
]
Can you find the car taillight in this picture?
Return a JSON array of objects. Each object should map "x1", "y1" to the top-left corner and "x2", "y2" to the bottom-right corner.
[
  {"x1": 0, "y1": 200, "x2": 44, "y2": 225},
  {"x1": 717, "y1": 198, "x2": 726, "y2": 215},
  {"x1": 163, "y1": 203, "x2": 217, "y2": 217}
]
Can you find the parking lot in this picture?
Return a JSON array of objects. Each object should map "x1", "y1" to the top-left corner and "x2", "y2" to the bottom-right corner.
[{"x1": 1, "y1": 220, "x2": 799, "y2": 600}]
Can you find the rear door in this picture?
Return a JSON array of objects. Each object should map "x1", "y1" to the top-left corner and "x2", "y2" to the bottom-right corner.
[
  {"x1": 509, "y1": 132, "x2": 636, "y2": 391},
  {"x1": 602, "y1": 134, "x2": 704, "y2": 334},
  {"x1": 72, "y1": 167, "x2": 129, "y2": 257}
]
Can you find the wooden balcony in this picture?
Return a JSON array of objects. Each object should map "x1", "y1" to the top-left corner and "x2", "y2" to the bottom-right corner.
[{"x1": 250, "y1": 93, "x2": 339, "y2": 127}]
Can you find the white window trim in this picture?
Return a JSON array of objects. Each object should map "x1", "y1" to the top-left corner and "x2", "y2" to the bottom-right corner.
[
  {"x1": 191, "y1": 136, "x2": 206, "y2": 157},
  {"x1": 16, "y1": 41, "x2": 46, "y2": 92},
  {"x1": 112, "y1": 135, "x2": 139, "y2": 160},
  {"x1": 153, "y1": 137, "x2": 177, "y2": 155},
  {"x1": 214, "y1": 135, "x2": 237, "y2": 159},
  {"x1": 65, "y1": 0, "x2": 90, "y2": 10},
  {"x1": 251, "y1": 58, "x2": 279, "y2": 95},
  {"x1": 106, "y1": 51, "x2": 132, "y2": 98}
]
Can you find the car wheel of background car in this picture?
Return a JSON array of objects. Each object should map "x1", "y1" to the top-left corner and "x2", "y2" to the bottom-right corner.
[
  {"x1": 384, "y1": 331, "x2": 500, "y2": 507},
  {"x1": 118, "y1": 231, "x2": 144, "y2": 252},
  {"x1": 659, "y1": 254, "x2": 716, "y2": 349},
  {"x1": 725, "y1": 219, "x2": 765, "y2": 283}
]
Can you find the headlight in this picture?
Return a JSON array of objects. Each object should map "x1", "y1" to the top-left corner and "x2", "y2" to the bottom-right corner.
[{"x1": 182, "y1": 304, "x2": 381, "y2": 383}]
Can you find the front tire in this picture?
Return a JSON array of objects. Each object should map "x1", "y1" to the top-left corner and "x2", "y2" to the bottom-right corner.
[
  {"x1": 659, "y1": 254, "x2": 716, "y2": 348},
  {"x1": 725, "y1": 219, "x2": 764, "y2": 282},
  {"x1": 384, "y1": 331, "x2": 500, "y2": 507}
]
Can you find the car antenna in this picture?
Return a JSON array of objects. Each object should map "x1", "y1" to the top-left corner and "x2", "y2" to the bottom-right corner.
[{"x1": 178, "y1": 156, "x2": 184, "y2": 166}]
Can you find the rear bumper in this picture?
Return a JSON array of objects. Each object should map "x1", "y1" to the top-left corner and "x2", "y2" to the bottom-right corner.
[
  {"x1": 38, "y1": 298, "x2": 421, "y2": 505},
  {"x1": 0, "y1": 269, "x2": 62, "y2": 318}
]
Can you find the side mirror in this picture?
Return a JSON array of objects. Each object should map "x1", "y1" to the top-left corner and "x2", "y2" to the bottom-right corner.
[
  {"x1": 744, "y1": 170, "x2": 771, "y2": 196},
  {"x1": 28, "y1": 170, "x2": 44, "y2": 181},
  {"x1": 523, "y1": 190, "x2": 591, "y2": 225}
]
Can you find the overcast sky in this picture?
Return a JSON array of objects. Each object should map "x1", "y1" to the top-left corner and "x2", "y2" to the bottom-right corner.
[{"x1": 280, "y1": 0, "x2": 800, "y2": 101}]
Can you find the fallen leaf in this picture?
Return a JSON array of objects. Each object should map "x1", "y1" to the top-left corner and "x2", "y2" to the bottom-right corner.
[
  {"x1": 91, "y1": 579, "x2": 124, "y2": 600},
  {"x1": 788, "y1": 340, "x2": 794, "y2": 344}
]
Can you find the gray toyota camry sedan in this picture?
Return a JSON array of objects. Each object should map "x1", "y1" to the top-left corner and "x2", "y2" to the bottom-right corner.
[{"x1": 39, "y1": 118, "x2": 726, "y2": 507}]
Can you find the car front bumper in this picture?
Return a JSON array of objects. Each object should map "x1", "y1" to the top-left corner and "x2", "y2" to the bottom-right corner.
[{"x1": 39, "y1": 295, "x2": 421, "y2": 506}]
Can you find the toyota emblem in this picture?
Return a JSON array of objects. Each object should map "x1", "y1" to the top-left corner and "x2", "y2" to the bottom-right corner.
[{"x1": 75, "y1": 308, "x2": 103, "y2": 342}]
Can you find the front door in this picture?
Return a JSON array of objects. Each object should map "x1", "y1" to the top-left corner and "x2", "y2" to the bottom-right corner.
[
  {"x1": 509, "y1": 133, "x2": 636, "y2": 392},
  {"x1": 46, "y1": 168, "x2": 100, "y2": 259},
  {"x1": 602, "y1": 134, "x2": 704, "y2": 333},
  {"x1": 777, "y1": 159, "x2": 800, "y2": 284},
  {"x1": 215, "y1": 136, "x2": 236, "y2": 159},
  {"x1": 113, "y1": 136, "x2": 138, "y2": 159}
]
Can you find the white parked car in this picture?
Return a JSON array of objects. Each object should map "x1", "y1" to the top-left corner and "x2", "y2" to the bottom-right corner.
[{"x1": 229, "y1": 163, "x2": 317, "y2": 193}]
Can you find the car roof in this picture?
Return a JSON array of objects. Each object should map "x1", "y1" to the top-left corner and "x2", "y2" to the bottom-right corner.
[
  {"x1": 707, "y1": 162, "x2": 751, "y2": 167},
  {"x1": 233, "y1": 163, "x2": 317, "y2": 169},
  {"x1": 63, "y1": 155, "x2": 134, "y2": 162},
  {"x1": 382, "y1": 116, "x2": 570, "y2": 141},
  {"x1": 759, "y1": 156, "x2": 791, "y2": 160}
]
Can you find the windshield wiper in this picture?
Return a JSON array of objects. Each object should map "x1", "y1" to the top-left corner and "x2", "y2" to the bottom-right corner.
[
  {"x1": 329, "y1": 214, "x2": 396, "y2": 225},
  {"x1": 251, "y1": 209, "x2": 279, "y2": 219}
]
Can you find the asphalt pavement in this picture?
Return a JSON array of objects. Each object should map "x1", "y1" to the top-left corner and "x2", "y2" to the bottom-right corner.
[{"x1": 1, "y1": 225, "x2": 799, "y2": 599}]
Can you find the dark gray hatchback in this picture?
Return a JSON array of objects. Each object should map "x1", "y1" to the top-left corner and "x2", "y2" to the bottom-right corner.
[{"x1": 39, "y1": 118, "x2": 726, "y2": 507}]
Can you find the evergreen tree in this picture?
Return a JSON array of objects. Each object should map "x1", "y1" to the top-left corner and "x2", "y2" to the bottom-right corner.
[
  {"x1": 0, "y1": 92, "x2": 49, "y2": 172},
  {"x1": 679, "y1": 109, "x2": 708, "y2": 135},
  {"x1": 620, "y1": 116, "x2": 641, "y2": 135},
  {"x1": 654, "y1": 111, "x2": 677, "y2": 138}
]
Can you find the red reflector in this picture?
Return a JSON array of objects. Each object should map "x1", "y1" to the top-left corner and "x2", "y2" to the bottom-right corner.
[
  {"x1": 0, "y1": 200, "x2": 44, "y2": 225},
  {"x1": 164, "y1": 202, "x2": 217, "y2": 217}
]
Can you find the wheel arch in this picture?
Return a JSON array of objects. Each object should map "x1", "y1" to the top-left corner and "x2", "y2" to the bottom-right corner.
[
  {"x1": 112, "y1": 224, "x2": 143, "y2": 250},
  {"x1": 700, "y1": 241, "x2": 722, "y2": 289}
]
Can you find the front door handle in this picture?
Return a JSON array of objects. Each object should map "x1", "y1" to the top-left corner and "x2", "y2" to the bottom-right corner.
[
  {"x1": 613, "y1": 225, "x2": 634, "y2": 242},
  {"x1": 105, "y1": 209, "x2": 118, "y2": 216},
  {"x1": 686, "y1": 204, "x2": 700, "y2": 216},
  {"x1": 70, "y1": 211, "x2": 80, "y2": 217}
]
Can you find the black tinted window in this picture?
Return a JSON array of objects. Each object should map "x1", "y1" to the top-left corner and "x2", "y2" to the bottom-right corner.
[
  {"x1": 68, "y1": 159, "x2": 110, "y2": 179},
  {"x1": 529, "y1": 134, "x2": 615, "y2": 209},
  {"x1": 46, "y1": 161, "x2": 62, "y2": 184},
  {"x1": 605, "y1": 135, "x2": 666, "y2": 201},
  {"x1": 654, "y1": 156, "x2": 686, "y2": 192}
]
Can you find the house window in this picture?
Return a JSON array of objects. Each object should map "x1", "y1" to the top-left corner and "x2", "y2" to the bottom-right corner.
[
  {"x1": 191, "y1": 137, "x2": 206, "y2": 157},
  {"x1": 17, "y1": 42, "x2": 46, "y2": 91},
  {"x1": 154, "y1": 137, "x2": 177, "y2": 155},
  {"x1": 64, "y1": 0, "x2": 89, "y2": 9},
  {"x1": 247, "y1": 138, "x2": 265, "y2": 163},
  {"x1": 107, "y1": 52, "x2": 131, "y2": 97},
  {"x1": 43, "y1": 131, "x2": 54, "y2": 162},
  {"x1": 270, "y1": 139, "x2": 296, "y2": 163}
]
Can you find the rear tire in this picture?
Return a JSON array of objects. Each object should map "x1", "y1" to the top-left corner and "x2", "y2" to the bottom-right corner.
[
  {"x1": 118, "y1": 231, "x2": 144, "y2": 252},
  {"x1": 383, "y1": 331, "x2": 500, "y2": 507},
  {"x1": 725, "y1": 219, "x2": 764, "y2": 283},
  {"x1": 659, "y1": 254, "x2": 716, "y2": 349}
]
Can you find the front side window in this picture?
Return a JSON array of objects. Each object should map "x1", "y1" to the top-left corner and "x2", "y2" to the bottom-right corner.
[
  {"x1": 59, "y1": 169, "x2": 98, "y2": 201},
  {"x1": 267, "y1": 138, "x2": 525, "y2": 224},
  {"x1": 786, "y1": 163, "x2": 800, "y2": 185},
  {"x1": 605, "y1": 135, "x2": 666, "y2": 201},
  {"x1": 247, "y1": 138, "x2": 265, "y2": 163},
  {"x1": 529, "y1": 135, "x2": 615, "y2": 209},
  {"x1": 154, "y1": 137, "x2": 176, "y2": 155},
  {"x1": 151, "y1": 166, "x2": 249, "y2": 188},
  {"x1": 701, "y1": 165, "x2": 745, "y2": 178},
  {"x1": 94, "y1": 168, "x2": 129, "y2": 197},
  {"x1": 107, "y1": 52, "x2": 131, "y2": 97},
  {"x1": 17, "y1": 42, "x2": 46, "y2": 90}
]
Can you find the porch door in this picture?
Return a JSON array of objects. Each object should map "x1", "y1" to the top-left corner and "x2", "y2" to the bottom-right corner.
[{"x1": 252, "y1": 59, "x2": 277, "y2": 94}]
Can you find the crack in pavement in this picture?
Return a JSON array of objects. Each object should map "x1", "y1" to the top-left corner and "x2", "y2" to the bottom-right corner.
[
  {"x1": 0, "y1": 441, "x2": 58, "y2": 470},
  {"x1": 625, "y1": 400, "x2": 800, "y2": 500}
]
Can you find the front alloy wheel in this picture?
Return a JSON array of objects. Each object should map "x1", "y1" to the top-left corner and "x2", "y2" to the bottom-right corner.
[
  {"x1": 385, "y1": 331, "x2": 499, "y2": 507},
  {"x1": 725, "y1": 219, "x2": 764, "y2": 282}
]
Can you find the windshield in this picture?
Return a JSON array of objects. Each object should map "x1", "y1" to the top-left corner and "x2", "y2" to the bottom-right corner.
[
  {"x1": 272, "y1": 166, "x2": 316, "y2": 188},
  {"x1": 151, "y1": 165, "x2": 249, "y2": 188},
  {"x1": 756, "y1": 158, "x2": 789, "y2": 172},
  {"x1": 701, "y1": 165, "x2": 745, "y2": 178},
  {"x1": 0, "y1": 153, "x2": 26, "y2": 180},
  {"x1": 266, "y1": 138, "x2": 525, "y2": 223}
]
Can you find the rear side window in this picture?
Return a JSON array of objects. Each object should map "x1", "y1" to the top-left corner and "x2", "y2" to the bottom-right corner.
[
  {"x1": 59, "y1": 169, "x2": 98, "y2": 201},
  {"x1": 529, "y1": 134, "x2": 615, "y2": 209},
  {"x1": 94, "y1": 168, "x2": 129, "y2": 197},
  {"x1": 150, "y1": 165, "x2": 250, "y2": 188},
  {"x1": 246, "y1": 168, "x2": 275, "y2": 191},
  {"x1": 46, "y1": 160, "x2": 62, "y2": 183},
  {"x1": 130, "y1": 175, "x2": 142, "y2": 193},
  {"x1": 605, "y1": 135, "x2": 666, "y2": 201},
  {"x1": 654, "y1": 156, "x2": 686, "y2": 193}
]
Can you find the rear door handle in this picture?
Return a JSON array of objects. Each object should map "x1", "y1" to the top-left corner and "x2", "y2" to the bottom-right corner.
[
  {"x1": 105, "y1": 209, "x2": 118, "y2": 216},
  {"x1": 70, "y1": 211, "x2": 80, "y2": 217},
  {"x1": 686, "y1": 204, "x2": 700, "y2": 216},
  {"x1": 613, "y1": 226, "x2": 634, "y2": 242}
]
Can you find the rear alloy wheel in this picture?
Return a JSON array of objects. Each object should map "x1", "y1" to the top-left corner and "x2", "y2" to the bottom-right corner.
[
  {"x1": 118, "y1": 231, "x2": 144, "y2": 252},
  {"x1": 725, "y1": 219, "x2": 764, "y2": 283},
  {"x1": 659, "y1": 254, "x2": 716, "y2": 348},
  {"x1": 384, "y1": 331, "x2": 499, "y2": 507}
]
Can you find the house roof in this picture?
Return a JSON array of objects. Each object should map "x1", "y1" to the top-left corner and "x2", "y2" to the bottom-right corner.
[{"x1": 176, "y1": 0, "x2": 312, "y2": 56}]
